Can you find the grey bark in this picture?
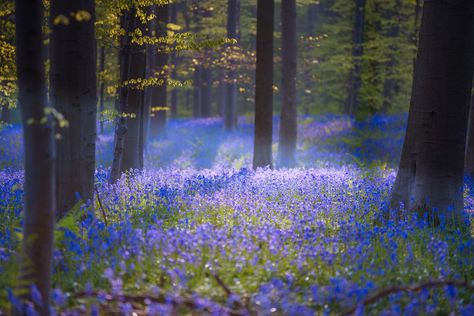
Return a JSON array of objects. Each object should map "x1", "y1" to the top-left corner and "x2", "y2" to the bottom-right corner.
[
  {"x1": 193, "y1": 66, "x2": 202, "y2": 118},
  {"x1": 50, "y1": 0, "x2": 97, "y2": 218},
  {"x1": 464, "y1": 85, "x2": 474, "y2": 177},
  {"x1": 345, "y1": 0, "x2": 366, "y2": 116},
  {"x1": 110, "y1": 10, "x2": 132, "y2": 183},
  {"x1": 224, "y1": 0, "x2": 239, "y2": 131},
  {"x1": 390, "y1": 0, "x2": 474, "y2": 227},
  {"x1": 99, "y1": 46, "x2": 105, "y2": 134},
  {"x1": 200, "y1": 66, "x2": 212, "y2": 117},
  {"x1": 15, "y1": 0, "x2": 54, "y2": 313},
  {"x1": 277, "y1": 0, "x2": 297, "y2": 168},
  {"x1": 253, "y1": 0, "x2": 274, "y2": 169},
  {"x1": 120, "y1": 9, "x2": 146, "y2": 173},
  {"x1": 149, "y1": 4, "x2": 169, "y2": 138}
]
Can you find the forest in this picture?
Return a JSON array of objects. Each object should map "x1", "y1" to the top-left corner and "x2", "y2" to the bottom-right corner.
[{"x1": 0, "y1": 0, "x2": 474, "y2": 315}]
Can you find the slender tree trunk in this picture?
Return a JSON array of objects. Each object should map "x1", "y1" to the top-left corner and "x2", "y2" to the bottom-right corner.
[
  {"x1": 193, "y1": 66, "x2": 202, "y2": 117},
  {"x1": 200, "y1": 66, "x2": 212, "y2": 117},
  {"x1": 149, "y1": 4, "x2": 169, "y2": 138},
  {"x1": 50, "y1": 0, "x2": 97, "y2": 218},
  {"x1": 99, "y1": 46, "x2": 105, "y2": 133},
  {"x1": 381, "y1": 0, "x2": 402, "y2": 113},
  {"x1": 277, "y1": 0, "x2": 297, "y2": 168},
  {"x1": 345, "y1": 0, "x2": 366, "y2": 116},
  {"x1": 390, "y1": 0, "x2": 474, "y2": 227},
  {"x1": 464, "y1": 85, "x2": 474, "y2": 177},
  {"x1": 303, "y1": 3, "x2": 318, "y2": 115},
  {"x1": 253, "y1": 0, "x2": 274, "y2": 169},
  {"x1": 120, "y1": 10, "x2": 146, "y2": 173},
  {"x1": 110, "y1": 11, "x2": 132, "y2": 183},
  {"x1": 1, "y1": 103, "x2": 11, "y2": 123},
  {"x1": 170, "y1": 3, "x2": 179, "y2": 118},
  {"x1": 224, "y1": 0, "x2": 239, "y2": 131},
  {"x1": 15, "y1": 0, "x2": 54, "y2": 313}
]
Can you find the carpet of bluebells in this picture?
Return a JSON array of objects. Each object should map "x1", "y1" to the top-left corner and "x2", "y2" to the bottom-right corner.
[{"x1": 1, "y1": 115, "x2": 474, "y2": 315}]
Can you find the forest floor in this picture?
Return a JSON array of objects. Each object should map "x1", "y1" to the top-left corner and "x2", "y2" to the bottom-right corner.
[{"x1": 0, "y1": 115, "x2": 473, "y2": 315}]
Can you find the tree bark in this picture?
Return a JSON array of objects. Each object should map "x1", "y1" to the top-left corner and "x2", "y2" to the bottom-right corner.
[
  {"x1": 390, "y1": 0, "x2": 474, "y2": 227},
  {"x1": 381, "y1": 0, "x2": 402, "y2": 113},
  {"x1": 200, "y1": 66, "x2": 212, "y2": 117},
  {"x1": 193, "y1": 66, "x2": 202, "y2": 118},
  {"x1": 464, "y1": 85, "x2": 474, "y2": 177},
  {"x1": 253, "y1": 0, "x2": 274, "y2": 169},
  {"x1": 1, "y1": 104, "x2": 11, "y2": 123},
  {"x1": 170, "y1": 3, "x2": 179, "y2": 118},
  {"x1": 345, "y1": 0, "x2": 366, "y2": 116},
  {"x1": 149, "y1": 4, "x2": 169, "y2": 138},
  {"x1": 110, "y1": 10, "x2": 132, "y2": 183},
  {"x1": 99, "y1": 46, "x2": 105, "y2": 133},
  {"x1": 277, "y1": 0, "x2": 297, "y2": 168},
  {"x1": 120, "y1": 9, "x2": 146, "y2": 173},
  {"x1": 50, "y1": 0, "x2": 97, "y2": 218},
  {"x1": 15, "y1": 0, "x2": 54, "y2": 313},
  {"x1": 224, "y1": 0, "x2": 239, "y2": 131}
]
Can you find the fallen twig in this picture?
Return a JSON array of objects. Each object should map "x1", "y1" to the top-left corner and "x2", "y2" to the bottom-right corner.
[
  {"x1": 342, "y1": 279, "x2": 474, "y2": 315},
  {"x1": 73, "y1": 290, "x2": 248, "y2": 316}
]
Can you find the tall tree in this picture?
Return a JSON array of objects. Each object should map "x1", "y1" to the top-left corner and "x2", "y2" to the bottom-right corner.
[
  {"x1": 169, "y1": 2, "x2": 179, "y2": 118},
  {"x1": 381, "y1": 0, "x2": 402, "y2": 113},
  {"x1": 253, "y1": 0, "x2": 274, "y2": 169},
  {"x1": 50, "y1": 0, "x2": 97, "y2": 217},
  {"x1": 345, "y1": 0, "x2": 366, "y2": 115},
  {"x1": 99, "y1": 46, "x2": 106, "y2": 133},
  {"x1": 149, "y1": 4, "x2": 169, "y2": 138},
  {"x1": 277, "y1": 0, "x2": 297, "y2": 168},
  {"x1": 224, "y1": 0, "x2": 239, "y2": 131},
  {"x1": 110, "y1": 10, "x2": 133, "y2": 183},
  {"x1": 120, "y1": 9, "x2": 147, "y2": 173},
  {"x1": 200, "y1": 64, "x2": 212, "y2": 117},
  {"x1": 15, "y1": 0, "x2": 55, "y2": 312},
  {"x1": 1, "y1": 102, "x2": 11, "y2": 123},
  {"x1": 390, "y1": 0, "x2": 474, "y2": 226}
]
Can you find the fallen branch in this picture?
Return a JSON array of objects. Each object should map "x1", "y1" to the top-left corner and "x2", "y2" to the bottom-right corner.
[
  {"x1": 95, "y1": 185, "x2": 108, "y2": 227},
  {"x1": 342, "y1": 279, "x2": 474, "y2": 315},
  {"x1": 73, "y1": 290, "x2": 248, "y2": 316}
]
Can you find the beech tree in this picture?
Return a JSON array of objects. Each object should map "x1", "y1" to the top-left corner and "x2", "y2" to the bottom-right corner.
[
  {"x1": 390, "y1": 0, "x2": 474, "y2": 226},
  {"x1": 149, "y1": 4, "x2": 169, "y2": 138},
  {"x1": 224, "y1": 0, "x2": 239, "y2": 131},
  {"x1": 253, "y1": 0, "x2": 274, "y2": 169},
  {"x1": 15, "y1": 0, "x2": 55, "y2": 312},
  {"x1": 345, "y1": 0, "x2": 366, "y2": 115},
  {"x1": 50, "y1": 0, "x2": 97, "y2": 217},
  {"x1": 277, "y1": 0, "x2": 297, "y2": 168},
  {"x1": 464, "y1": 88, "x2": 474, "y2": 177}
]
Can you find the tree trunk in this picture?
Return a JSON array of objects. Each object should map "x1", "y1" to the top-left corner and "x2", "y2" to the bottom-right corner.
[
  {"x1": 99, "y1": 46, "x2": 105, "y2": 133},
  {"x1": 15, "y1": 0, "x2": 54, "y2": 313},
  {"x1": 464, "y1": 86, "x2": 474, "y2": 177},
  {"x1": 381, "y1": 0, "x2": 402, "y2": 113},
  {"x1": 1, "y1": 104, "x2": 11, "y2": 123},
  {"x1": 110, "y1": 11, "x2": 132, "y2": 183},
  {"x1": 170, "y1": 3, "x2": 179, "y2": 118},
  {"x1": 200, "y1": 66, "x2": 212, "y2": 117},
  {"x1": 345, "y1": 0, "x2": 366, "y2": 116},
  {"x1": 149, "y1": 4, "x2": 169, "y2": 138},
  {"x1": 390, "y1": 0, "x2": 474, "y2": 227},
  {"x1": 193, "y1": 66, "x2": 202, "y2": 118},
  {"x1": 253, "y1": 0, "x2": 274, "y2": 169},
  {"x1": 50, "y1": 0, "x2": 97, "y2": 218},
  {"x1": 224, "y1": 0, "x2": 239, "y2": 131},
  {"x1": 277, "y1": 0, "x2": 297, "y2": 168},
  {"x1": 120, "y1": 10, "x2": 146, "y2": 173}
]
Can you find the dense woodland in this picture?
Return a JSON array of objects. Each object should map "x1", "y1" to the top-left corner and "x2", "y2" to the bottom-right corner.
[{"x1": 0, "y1": 0, "x2": 474, "y2": 315}]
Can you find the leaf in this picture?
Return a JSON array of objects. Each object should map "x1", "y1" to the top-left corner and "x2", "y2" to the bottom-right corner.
[
  {"x1": 53, "y1": 15, "x2": 69, "y2": 26},
  {"x1": 74, "y1": 10, "x2": 92, "y2": 22}
]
